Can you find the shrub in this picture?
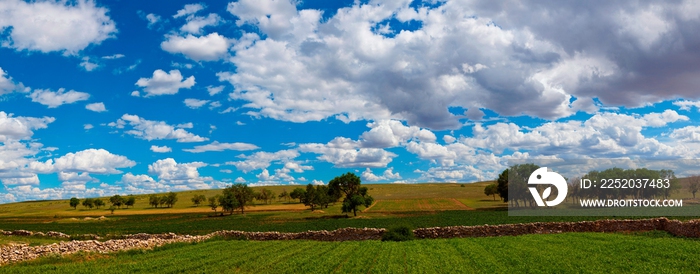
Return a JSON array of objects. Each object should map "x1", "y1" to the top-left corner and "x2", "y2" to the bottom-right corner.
[{"x1": 381, "y1": 225, "x2": 415, "y2": 242}]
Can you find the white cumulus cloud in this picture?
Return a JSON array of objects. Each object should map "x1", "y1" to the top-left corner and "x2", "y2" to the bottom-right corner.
[
  {"x1": 173, "y1": 3, "x2": 204, "y2": 18},
  {"x1": 184, "y1": 98, "x2": 210, "y2": 109},
  {"x1": 0, "y1": 0, "x2": 117, "y2": 54},
  {"x1": 85, "y1": 102, "x2": 106, "y2": 112},
  {"x1": 28, "y1": 88, "x2": 90, "y2": 108},
  {"x1": 110, "y1": 114, "x2": 208, "y2": 143},
  {"x1": 226, "y1": 149, "x2": 299, "y2": 173},
  {"x1": 180, "y1": 13, "x2": 222, "y2": 34},
  {"x1": 0, "y1": 112, "x2": 55, "y2": 142},
  {"x1": 51, "y1": 148, "x2": 135, "y2": 174},
  {"x1": 148, "y1": 158, "x2": 212, "y2": 188},
  {"x1": 135, "y1": 69, "x2": 195, "y2": 97},
  {"x1": 161, "y1": 33, "x2": 230, "y2": 61},
  {"x1": 150, "y1": 145, "x2": 172, "y2": 153}
]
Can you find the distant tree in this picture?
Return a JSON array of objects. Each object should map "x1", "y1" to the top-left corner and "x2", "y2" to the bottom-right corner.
[
  {"x1": 69, "y1": 197, "x2": 80, "y2": 209},
  {"x1": 94, "y1": 199, "x2": 105, "y2": 209},
  {"x1": 253, "y1": 191, "x2": 262, "y2": 203},
  {"x1": 316, "y1": 185, "x2": 331, "y2": 209},
  {"x1": 109, "y1": 206, "x2": 116, "y2": 214},
  {"x1": 290, "y1": 188, "x2": 306, "y2": 203},
  {"x1": 688, "y1": 175, "x2": 700, "y2": 199},
  {"x1": 110, "y1": 195, "x2": 125, "y2": 209},
  {"x1": 262, "y1": 189, "x2": 275, "y2": 204},
  {"x1": 496, "y1": 169, "x2": 509, "y2": 202},
  {"x1": 192, "y1": 194, "x2": 206, "y2": 206},
  {"x1": 567, "y1": 177, "x2": 581, "y2": 204},
  {"x1": 165, "y1": 192, "x2": 178, "y2": 208},
  {"x1": 303, "y1": 184, "x2": 319, "y2": 210},
  {"x1": 484, "y1": 184, "x2": 498, "y2": 200},
  {"x1": 149, "y1": 194, "x2": 160, "y2": 208},
  {"x1": 329, "y1": 172, "x2": 374, "y2": 216},
  {"x1": 661, "y1": 169, "x2": 681, "y2": 199},
  {"x1": 222, "y1": 183, "x2": 255, "y2": 214},
  {"x1": 125, "y1": 195, "x2": 136, "y2": 208},
  {"x1": 504, "y1": 164, "x2": 540, "y2": 207},
  {"x1": 278, "y1": 190, "x2": 290, "y2": 202},
  {"x1": 303, "y1": 184, "x2": 332, "y2": 210},
  {"x1": 209, "y1": 195, "x2": 220, "y2": 215},
  {"x1": 327, "y1": 183, "x2": 343, "y2": 203},
  {"x1": 218, "y1": 192, "x2": 238, "y2": 215},
  {"x1": 82, "y1": 198, "x2": 94, "y2": 209},
  {"x1": 159, "y1": 195, "x2": 168, "y2": 207},
  {"x1": 252, "y1": 189, "x2": 274, "y2": 205}
]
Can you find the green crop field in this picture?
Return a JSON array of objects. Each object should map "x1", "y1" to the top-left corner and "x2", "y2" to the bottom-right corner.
[
  {"x1": 3, "y1": 232, "x2": 700, "y2": 273},
  {"x1": 369, "y1": 198, "x2": 470, "y2": 211}
]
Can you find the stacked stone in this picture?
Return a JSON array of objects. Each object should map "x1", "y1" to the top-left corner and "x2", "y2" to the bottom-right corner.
[{"x1": 4, "y1": 218, "x2": 700, "y2": 266}]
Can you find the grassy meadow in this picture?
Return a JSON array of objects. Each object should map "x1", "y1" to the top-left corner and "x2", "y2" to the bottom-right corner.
[{"x1": 3, "y1": 232, "x2": 700, "y2": 273}]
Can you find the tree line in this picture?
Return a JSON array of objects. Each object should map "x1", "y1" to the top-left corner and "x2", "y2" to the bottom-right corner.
[
  {"x1": 68, "y1": 172, "x2": 374, "y2": 217},
  {"x1": 69, "y1": 195, "x2": 136, "y2": 210},
  {"x1": 490, "y1": 163, "x2": 685, "y2": 207}
]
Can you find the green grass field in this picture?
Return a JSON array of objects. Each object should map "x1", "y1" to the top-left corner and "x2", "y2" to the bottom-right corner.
[
  {"x1": 6, "y1": 209, "x2": 674, "y2": 237},
  {"x1": 2, "y1": 232, "x2": 699, "y2": 273},
  {"x1": 0, "y1": 235, "x2": 67, "y2": 247}
]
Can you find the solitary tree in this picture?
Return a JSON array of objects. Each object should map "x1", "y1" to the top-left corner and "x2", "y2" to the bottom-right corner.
[
  {"x1": 192, "y1": 194, "x2": 206, "y2": 206},
  {"x1": 69, "y1": 197, "x2": 80, "y2": 209},
  {"x1": 110, "y1": 195, "x2": 125, "y2": 209},
  {"x1": 125, "y1": 195, "x2": 136, "y2": 208},
  {"x1": 484, "y1": 184, "x2": 498, "y2": 200},
  {"x1": 290, "y1": 188, "x2": 306, "y2": 203},
  {"x1": 208, "y1": 195, "x2": 220, "y2": 215},
  {"x1": 149, "y1": 194, "x2": 160, "y2": 208},
  {"x1": 94, "y1": 199, "x2": 105, "y2": 209},
  {"x1": 329, "y1": 172, "x2": 374, "y2": 216}
]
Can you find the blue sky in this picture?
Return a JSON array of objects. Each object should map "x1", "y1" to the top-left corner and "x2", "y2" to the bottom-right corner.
[{"x1": 1, "y1": 0, "x2": 700, "y2": 203}]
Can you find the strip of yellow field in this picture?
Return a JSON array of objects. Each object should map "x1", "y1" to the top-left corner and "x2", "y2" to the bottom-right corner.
[{"x1": 0, "y1": 203, "x2": 308, "y2": 217}]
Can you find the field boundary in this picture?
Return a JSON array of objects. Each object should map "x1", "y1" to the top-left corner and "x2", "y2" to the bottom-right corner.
[
  {"x1": 4, "y1": 217, "x2": 700, "y2": 265},
  {"x1": 450, "y1": 198, "x2": 474, "y2": 210}
]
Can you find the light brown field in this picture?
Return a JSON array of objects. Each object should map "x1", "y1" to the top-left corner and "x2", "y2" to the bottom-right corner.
[{"x1": 0, "y1": 181, "x2": 507, "y2": 217}]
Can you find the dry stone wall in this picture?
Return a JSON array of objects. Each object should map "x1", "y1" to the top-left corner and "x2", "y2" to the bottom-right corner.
[
  {"x1": 413, "y1": 218, "x2": 668, "y2": 239},
  {"x1": 3, "y1": 218, "x2": 700, "y2": 266}
]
